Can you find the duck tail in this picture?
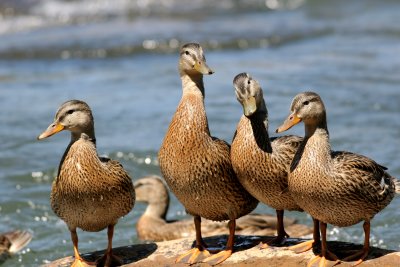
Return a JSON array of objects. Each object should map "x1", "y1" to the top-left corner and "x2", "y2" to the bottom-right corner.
[{"x1": 4, "y1": 230, "x2": 33, "y2": 254}]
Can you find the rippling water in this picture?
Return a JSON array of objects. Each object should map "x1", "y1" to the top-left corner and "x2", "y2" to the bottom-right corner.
[{"x1": 0, "y1": 0, "x2": 399, "y2": 266}]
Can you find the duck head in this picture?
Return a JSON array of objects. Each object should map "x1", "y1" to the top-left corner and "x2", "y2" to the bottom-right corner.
[{"x1": 37, "y1": 100, "x2": 95, "y2": 142}]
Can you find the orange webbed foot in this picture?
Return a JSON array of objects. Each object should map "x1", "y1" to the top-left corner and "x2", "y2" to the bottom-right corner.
[
  {"x1": 202, "y1": 249, "x2": 232, "y2": 266},
  {"x1": 342, "y1": 248, "x2": 369, "y2": 266},
  {"x1": 307, "y1": 250, "x2": 340, "y2": 267},
  {"x1": 71, "y1": 258, "x2": 96, "y2": 267},
  {"x1": 175, "y1": 247, "x2": 211, "y2": 264},
  {"x1": 289, "y1": 239, "x2": 319, "y2": 254}
]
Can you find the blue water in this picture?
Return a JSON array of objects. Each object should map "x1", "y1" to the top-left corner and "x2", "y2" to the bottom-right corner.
[{"x1": 0, "y1": 0, "x2": 399, "y2": 266}]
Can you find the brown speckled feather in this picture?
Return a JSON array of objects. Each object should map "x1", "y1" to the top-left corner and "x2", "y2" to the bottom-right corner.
[
  {"x1": 232, "y1": 114, "x2": 303, "y2": 211},
  {"x1": 159, "y1": 92, "x2": 257, "y2": 221},
  {"x1": 51, "y1": 138, "x2": 134, "y2": 231}
]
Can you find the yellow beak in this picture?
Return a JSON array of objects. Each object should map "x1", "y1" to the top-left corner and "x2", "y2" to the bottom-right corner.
[
  {"x1": 276, "y1": 112, "x2": 301, "y2": 133},
  {"x1": 194, "y1": 61, "x2": 214, "y2": 75},
  {"x1": 37, "y1": 122, "x2": 65, "y2": 140}
]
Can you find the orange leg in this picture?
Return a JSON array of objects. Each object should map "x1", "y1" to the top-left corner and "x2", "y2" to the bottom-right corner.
[
  {"x1": 290, "y1": 217, "x2": 320, "y2": 253},
  {"x1": 260, "y1": 210, "x2": 289, "y2": 249},
  {"x1": 175, "y1": 216, "x2": 210, "y2": 264},
  {"x1": 307, "y1": 222, "x2": 340, "y2": 267},
  {"x1": 96, "y1": 225, "x2": 123, "y2": 267},
  {"x1": 203, "y1": 219, "x2": 235, "y2": 265},
  {"x1": 342, "y1": 221, "x2": 370, "y2": 266},
  {"x1": 70, "y1": 229, "x2": 95, "y2": 267}
]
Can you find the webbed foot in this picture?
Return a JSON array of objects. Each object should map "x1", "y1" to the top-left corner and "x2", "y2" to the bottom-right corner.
[
  {"x1": 175, "y1": 247, "x2": 211, "y2": 264},
  {"x1": 202, "y1": 249, "x2": 232, "y2": 266}
]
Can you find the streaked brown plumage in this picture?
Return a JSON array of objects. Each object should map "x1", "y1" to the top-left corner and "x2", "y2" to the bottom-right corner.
[
  {"x1": 276, "y1": 91, "x2": 398, "y2": 266},
  {"x1": 231, "y1": 73, "x2": 304, "y2": 247},
  {"x1": 158, "y1": 43, "x2": 258, "y2": 265},
  {"x1": 0, "y1": 230, "x2": 32, "y2": 263},
  {"x1": 134, "y1": 175, "x2": 312, "y2": 242},
  {"x1": 37, "y1": 100, "x2": 135, "y2": 267}
]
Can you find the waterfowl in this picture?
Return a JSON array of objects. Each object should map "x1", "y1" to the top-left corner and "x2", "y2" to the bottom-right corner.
[
  {"x1": 0, "y1": 230, "x2": 32, "y2": 263},
  {"x1": 37, "y1": 100, "x2": 135, "y2": 267},
  {"x1": 158, "y1": 43, "x2": 258, "y2": 265},
  {"x1": 231, "y1": 73, "x2": 305, "y2": 248},
  {"x1": 134, "y1": 175, "x2": 312, "y2": 242},
  {"x1": 276, "y1": 91, "x2": 399, "y2": 266}
]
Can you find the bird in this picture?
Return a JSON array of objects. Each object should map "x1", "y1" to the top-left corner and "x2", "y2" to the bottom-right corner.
[
  {"x1": 37, "y1": 100, "x2": 135, "y2": 267},
  {"x1": 134, "y1": 175, "x2": 312, "y2": 242},
  {"x1": 276, "y1": 91, "x2": 399, "y2": 267},
  {"x1": 230, "y1": 73, "x2": 316, "y2": 249},
  {"x1": 0, "y1": 230, "x2": 32, "y2": 263},
  {"x1": 158, "y1": 43, "x2": 258, "y2": 265}
]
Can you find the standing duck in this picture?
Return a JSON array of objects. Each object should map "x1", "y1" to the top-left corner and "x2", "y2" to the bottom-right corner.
[
  {"x1": 276, "y1": 91, "x2": 399, "y2": 266},
  {"x1": 134, "y1": 175, "x2": 311, "y2": 242},
  {"x1": 0, "y1": 230, "x2": 32, "y2": 263},
  {"x1": 231, "y1": 73, "x2": 308, "y2": 248},
  {"x1": 37, "y1": 100, "x2": 135, "y2": 267},
  {"x1": 158, "y1": 43, "x2": 258, "y2": 265}
]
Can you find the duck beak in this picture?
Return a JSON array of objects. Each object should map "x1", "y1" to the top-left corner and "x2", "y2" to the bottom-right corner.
[
  {"x1": 243, "y1": 96, "x2": 257, "y2": 117},
  {"x1": 37, "y1": 122, "x2": 65, "y2": 140},
  {"x1": 276, "y1": 112, "x2": 301, "y2": 133},
  {"x1": 194, "y1": 61, "x2": 214, "y2": 75}
]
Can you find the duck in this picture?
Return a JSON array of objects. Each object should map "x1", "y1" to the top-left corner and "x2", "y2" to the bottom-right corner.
[
  {"x1": 37, "y1": 100, "x2": 135, "y2": 267},
  {"x1": 276, "y1": 91, "x2": 399, "y2": 266},
  {"x1": 134, "y1": 175, "x2": 312, "y2": 242},
  {"x1": 0, "y1": 230, "x2": 32, "y2": 263},
  {"x1": 230, "y1": 73, "x2": 315, "y2": 249},
  {"x1": 158, "y1": 43, "x2": 258, "y2": 265}
]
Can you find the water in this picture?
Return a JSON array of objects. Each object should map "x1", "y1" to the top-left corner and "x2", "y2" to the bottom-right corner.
[{"x1": 0, "y1": 0, "x2": 399, "y2": 265}]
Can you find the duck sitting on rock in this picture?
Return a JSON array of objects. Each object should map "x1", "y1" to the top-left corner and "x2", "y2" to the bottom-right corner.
[
  {"x1": 276, "y1": 91, "x2": 400, "y2": 266},
  {"x1": 37, "y1": 100, "x2": 135, "y2": 267},
  {"x1": 134, "y1": 175, "x2": 312, "y2": 242}
]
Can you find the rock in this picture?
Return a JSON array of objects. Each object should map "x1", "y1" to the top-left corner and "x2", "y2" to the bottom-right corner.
[{"x1": 44, "y1": 235, "x2": 400, "y2": 267}]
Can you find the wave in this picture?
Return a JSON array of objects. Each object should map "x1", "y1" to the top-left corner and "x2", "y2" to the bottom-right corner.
[{"x1": 1, "y1": 0, "x2": 399, "y2": 60}]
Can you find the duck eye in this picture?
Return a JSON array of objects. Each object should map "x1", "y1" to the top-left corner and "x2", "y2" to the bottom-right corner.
[
  {"x1": 303, "y1": 101, "x2": 309, "y2": 106},
  {"x1": 185, "y1": 51, "x2": 190, "y2": 56},
  {"x1": 247, "y1": 80, "x2": 251, "y2": 85},
  {"x1": 67, "y1": 109, "x2": 75, "y2": 114}
]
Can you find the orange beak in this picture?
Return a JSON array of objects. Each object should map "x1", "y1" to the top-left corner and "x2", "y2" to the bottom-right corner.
[
  {"x1": 37, "y1": 122, "x2": 65, "y2": 140},
  {"x1": 276, "y1": 112, "x2": 301, "y2": 133}
]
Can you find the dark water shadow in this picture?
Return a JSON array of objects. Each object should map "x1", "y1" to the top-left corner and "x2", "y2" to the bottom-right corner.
[{"x1": 192, "y1": 235, "x2": 277, "y2": 253}]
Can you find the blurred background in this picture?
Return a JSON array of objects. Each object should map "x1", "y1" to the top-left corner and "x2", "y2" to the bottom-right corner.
[{"x1": 0, "y1": 0, "x2": 399, "y2": 266}]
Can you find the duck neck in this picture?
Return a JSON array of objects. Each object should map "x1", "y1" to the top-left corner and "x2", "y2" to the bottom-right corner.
[
  {"x1": 249, "y1": 111, "x2": 272, "y2": 153},
  {"x1": 145, "y1": 194, "x2": 170, "y2": 220},
  {"x1": 301, "y1": 114, "x2": 331, "y2": 167},
  {"x1": 181, "y1": 73, "x2": 205, "y2": 97},
  {"x1": 70, "y1": 127, "x2": 96, "y2": 146},
  {"x1": 177, "y1": 72, "x2": 210, "y2": 135}
]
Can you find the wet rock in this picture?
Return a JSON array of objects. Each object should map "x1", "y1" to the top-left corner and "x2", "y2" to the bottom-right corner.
[{"x1": 44, "y1": 235, "x2": 400, "y2": 267}]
